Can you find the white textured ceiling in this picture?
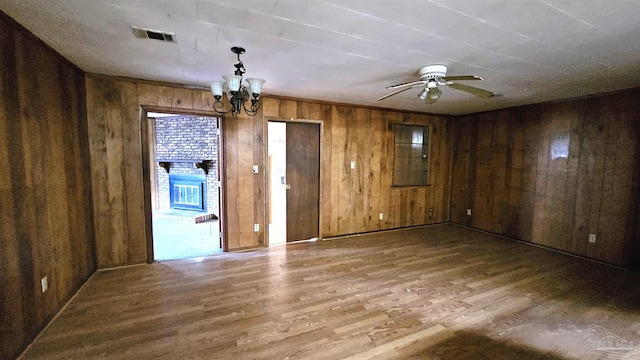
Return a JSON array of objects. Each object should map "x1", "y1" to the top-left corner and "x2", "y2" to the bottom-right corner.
[{"x1": 1, "y1": 0, "x2": 640, "y2": 115}]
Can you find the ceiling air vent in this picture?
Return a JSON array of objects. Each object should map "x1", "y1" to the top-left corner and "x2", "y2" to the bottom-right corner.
[{"x1": 131, "y1": 26, "x2": 176, "y2": 43}]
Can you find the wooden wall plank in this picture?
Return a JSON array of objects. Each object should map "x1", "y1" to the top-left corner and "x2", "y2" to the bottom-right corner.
[
  {"x1": 367, "y1": 110, "x2": 384, "y2": 231},
  {"x1": 86, "y1": 77, "x2": 112, "y2": 266},
  {"x1": 104, "y1": 80, "x2": 129, "y2": 265},
  {"x1": 223, "y1": 113, "x2": 240, "y2": 249},
  {"x1": 353, "y1": 108, "x2": 370, "y2": 232},
  {"x1": 119, "y1": 81, "x2": 147, "y2": 264},
  {"x1": 449, "y1": 116, "x2": 474, "y2": 225},
  {"x1": 489, "y1": 111, "x2": 509, "y2": 234},
  {"x1": 334, "y1": 106, "x2": 354, "y2": 234},
  {"x1": 253, "y1": 109, "x2": 266, "y2": 246},
  {"x1": 505, "y1": 110, "x2": 525, "y2": 239},
  {"x1": 319, "y1": 104, "x2": 334, "y2": 236},
  {"x1": 430, "y1": 116, "x2": 445, "y2": 223},
  {"x1": 472, "y1": 114, "x2": 493, "y2": 231},
  {"x1": 236, "y1": 114, "x2": 256, "y2": 247},
  {"x1": 518, "y1": 109, "x2": 540, "y2": 242},
  {"x1": 441, "y1": 117, "x2": 453, "y2": 223}
]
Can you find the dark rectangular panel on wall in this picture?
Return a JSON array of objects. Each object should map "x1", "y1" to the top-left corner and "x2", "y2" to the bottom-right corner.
[
  {"x1": 286, "y1": 122, "x2": 321, "y2": 242},
  {"x1": 0, "y1": 11, "x2": 95, "y2": 360},
  {"x1": 450, "y1": 88, "x2": 640, "y2": 268}
]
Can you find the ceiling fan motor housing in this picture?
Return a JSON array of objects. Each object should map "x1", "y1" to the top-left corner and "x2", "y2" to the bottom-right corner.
[{"x1": 418, "y1": 64, "x2": 448, "y2": 82}]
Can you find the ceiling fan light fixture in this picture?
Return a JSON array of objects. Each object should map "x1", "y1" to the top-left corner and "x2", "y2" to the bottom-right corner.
[
  {"x1": 418, "y1": 88, "x2": 428, "y2": 100},
  {"x1": 429, "y1": 87, "x2": 442, "y2": 100}
]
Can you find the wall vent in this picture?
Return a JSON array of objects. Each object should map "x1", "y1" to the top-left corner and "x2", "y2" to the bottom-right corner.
[{"x1": 131, "y1": 26, "x2": 176, "y2": 43}]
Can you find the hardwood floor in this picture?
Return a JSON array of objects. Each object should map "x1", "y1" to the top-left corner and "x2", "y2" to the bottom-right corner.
[{"x1": 19, "y1": 224, "x2": 640, "y2": 359}]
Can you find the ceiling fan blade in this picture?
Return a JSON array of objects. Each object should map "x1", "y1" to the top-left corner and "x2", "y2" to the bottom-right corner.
[
  {"x1": 377, "y1": 85, "x2": 421, "y2": 101},
  {"x1": 386, "y1": 80, "x2": 426, "y2": 89},
  {"x1": 447, "y1": 83, "x2": 494, "y2": 98},
  {"x1": 442, "y1": 75, "x2": 482, "y2": 81}
]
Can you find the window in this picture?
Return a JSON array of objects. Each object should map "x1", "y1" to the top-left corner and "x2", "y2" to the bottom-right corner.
[{"x1": 393, "y1": 124, "x2": 429, "y2": 186}]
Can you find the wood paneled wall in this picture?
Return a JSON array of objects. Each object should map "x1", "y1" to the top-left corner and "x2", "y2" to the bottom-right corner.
[
  {"x1": 85, "y1": 83, "x2": 453, "y2": 268},
  {"x1": 85, "y1": 76, "x2": 266, "y2": 267},
  {"x1": 262, "y1": 98, "x2": 452, "y2": 237},
  {"x1": 0, "y1": 12, "x2": 95, "y2": 360},
  {"x1": 450, "y1": 89, "x2": 640, "y2": 267}
]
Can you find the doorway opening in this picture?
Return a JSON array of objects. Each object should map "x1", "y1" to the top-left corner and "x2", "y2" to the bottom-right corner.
[
  {"x1": 147, "y1": 112, "x2": 222, "y2": 261},
  {"x1": 268, "y1": 122, "x2": 287, "y2": 245},
  {"x1": 267, "y1": 120, "x2": 321, "y2": 245}
]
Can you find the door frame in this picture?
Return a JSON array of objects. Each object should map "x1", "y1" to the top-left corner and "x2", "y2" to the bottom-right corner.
[
  {"x1": 265, "y1": 117, "x2": 323, "y2": 246},
  {"x1": 140, "y1": 106, "x2": 227, "y2": 263}
]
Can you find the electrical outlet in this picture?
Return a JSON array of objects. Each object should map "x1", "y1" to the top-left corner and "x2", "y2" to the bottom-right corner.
[
  {"x1": 467, "y1": 209, "x2": 472, "y2": 216},
  {"x1": 41, "y1": 276, "x2": 48, "y2": 293},
  {"x1": 589, "y1": 234, "x2": 596, "y2": 243},
  {"x1": 252, "y1": 165, "x2": 259, "y2": 174},
  {"x1": 254, "y1": 224, "x2": 260, "y2": 232},
  {"x1": 350, "y1": 161, "x2": 356, "y2": 170},
  {"x1": 379, "y1": 213, "x2": 384, "y2": 220}
]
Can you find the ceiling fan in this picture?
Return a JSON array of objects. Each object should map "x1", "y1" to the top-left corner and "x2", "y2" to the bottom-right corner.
[{"x1": 378, "y1": 65, "x2": 494, "y2": 104}]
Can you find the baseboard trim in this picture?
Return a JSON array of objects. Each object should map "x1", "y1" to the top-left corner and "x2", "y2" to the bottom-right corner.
[{"x1": 450, "y1": 222, "x2": 629, "y2": 271}]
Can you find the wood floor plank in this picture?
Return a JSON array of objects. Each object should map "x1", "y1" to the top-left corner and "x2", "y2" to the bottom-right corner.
[{"x1": 19, "y1": 224, "x2": 640, "y2": 360}]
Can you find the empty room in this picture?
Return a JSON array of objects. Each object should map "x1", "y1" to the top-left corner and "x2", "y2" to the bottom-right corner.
[{"x1": 1, "y1": 1, "x2": 640, "y2": 359}]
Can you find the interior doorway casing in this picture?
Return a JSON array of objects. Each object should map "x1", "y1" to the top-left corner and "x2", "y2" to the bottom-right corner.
[
  {"x1": 265, "y1": 118, "x2": 323, "y2": 246},
  {"x1": 140, "y1": 106, "x2": 227, "y2": 263}
]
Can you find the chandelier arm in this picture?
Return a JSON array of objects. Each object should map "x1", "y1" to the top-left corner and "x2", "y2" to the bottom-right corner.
[
  {"x1": 212, "y1": 98, "x2": 233, "y2": 115},
  {"x1": 243, "y1": 97, "x2": 261, "y2": 116}
]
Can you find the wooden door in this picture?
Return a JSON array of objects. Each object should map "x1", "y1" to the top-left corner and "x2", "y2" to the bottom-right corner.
[{"x1": 286, "y1": 122, "x2": 320, "y2": 242}]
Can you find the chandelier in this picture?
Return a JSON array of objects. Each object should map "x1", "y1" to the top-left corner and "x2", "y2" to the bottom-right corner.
[{"x1": 210, "y1": 47, "x2": 265, "y2": 117}]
